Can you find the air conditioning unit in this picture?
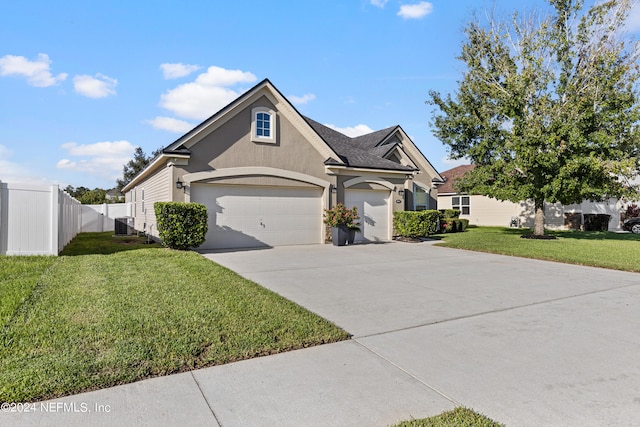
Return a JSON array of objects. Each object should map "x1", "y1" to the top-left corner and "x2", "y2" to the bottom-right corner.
[{"x1": 114, "y1": 217, "x2": 134, "y2": 236}]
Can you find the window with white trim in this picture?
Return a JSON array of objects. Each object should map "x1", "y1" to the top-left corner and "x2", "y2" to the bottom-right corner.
[
  {"x1": 452, "y1": 196, "x2": 470, "y2": 215},
  {"x1": 251, "y1": 107, "x2": 276, "y2": 143}
]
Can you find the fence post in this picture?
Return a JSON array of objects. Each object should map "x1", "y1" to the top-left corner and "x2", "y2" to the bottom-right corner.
[
  {"x1": 0, "y1": 180, "x2": 3, "y2": 255},
  {"x1": 50, "y1": 185, "x2": 59, "y2": 255}
]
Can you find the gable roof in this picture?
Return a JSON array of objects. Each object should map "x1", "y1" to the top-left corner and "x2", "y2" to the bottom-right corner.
[
  {"x1": 124, "y1": 79, "x2": 439, "y2": 191},
  {"x1": 438, "y1": 164, "x2": 475, "y2": 194},
  {"x1": 303, "y1": 117, "x2": 416, "y2": 172}
]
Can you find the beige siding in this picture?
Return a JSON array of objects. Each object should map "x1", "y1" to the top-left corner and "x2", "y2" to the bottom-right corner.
[
  {"x1": 438, "y1": 195, "x2": 564, "y2": 229},
  {"x1": 565, "y1": 198, "x2": 625, "y2": 230},
  {"x1": 131, "y1": 166, "x2": 170, "y2": 238}
]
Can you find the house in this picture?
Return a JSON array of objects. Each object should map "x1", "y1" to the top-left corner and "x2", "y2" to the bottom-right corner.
[
  {"x1": 437, "y1": 164, "x2": 625, "y2": 231},
  {"x1": 123, "y1": 79, "x2": 444, "y2": 249}
]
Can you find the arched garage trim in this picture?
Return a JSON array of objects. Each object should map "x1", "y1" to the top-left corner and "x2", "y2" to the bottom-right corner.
[
  {"x1": 183, "y1": 167, "x2": 330, "y2": 190},
  {"x1": 343, "y1": 176, "x2": 395, "y2": 191}
]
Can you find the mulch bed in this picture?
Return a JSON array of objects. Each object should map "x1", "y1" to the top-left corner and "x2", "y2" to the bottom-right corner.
[{"x1": 520, "y1": 234, "x2": 557, "y2": 240}]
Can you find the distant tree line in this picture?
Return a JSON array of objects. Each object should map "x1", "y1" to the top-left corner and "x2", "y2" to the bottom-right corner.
[{"x1": 64, "y1": 186, "x2": 123, "y2": 204}]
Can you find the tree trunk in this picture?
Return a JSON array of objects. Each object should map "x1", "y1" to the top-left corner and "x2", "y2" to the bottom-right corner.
[{"x1": 534, "y1": 198, "x2": 545, "y2": 236}]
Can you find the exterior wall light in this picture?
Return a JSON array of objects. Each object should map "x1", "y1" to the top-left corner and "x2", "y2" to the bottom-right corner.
[
  {"x1": 176, "y1": 179, "x2": 184, "y2": 189},
  {"x1": 398, "y1": 189, "x2": 405, "y2": 197}
]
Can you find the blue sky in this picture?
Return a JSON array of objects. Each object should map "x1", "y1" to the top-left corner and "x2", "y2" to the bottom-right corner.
[{"x1": 1, "y1": 0, "x2": 639, "y2": 189}]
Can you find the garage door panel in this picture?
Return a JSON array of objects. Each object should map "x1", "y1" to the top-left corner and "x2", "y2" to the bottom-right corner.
[
  {"x1": 192, "y1": 184, "x2": 322, "y2": 249},
  {"x1": 345, "y1": 189, "x2": 390, "y2": 243}
]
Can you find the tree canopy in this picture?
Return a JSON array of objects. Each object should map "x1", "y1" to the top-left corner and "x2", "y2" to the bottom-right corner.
[
  {"x1": 116, "y1": 147, "x2": 162, "y2": 192},
  {"x1": 64, "y1": 186, "x2": 116, "y2": 204},
  {"x1": 429, "y1": 0, "x2": 640, "y2": 235}
]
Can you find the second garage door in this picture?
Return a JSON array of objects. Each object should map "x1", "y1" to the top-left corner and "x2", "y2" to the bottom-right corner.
[
  {"x1": 344, "y1": 189, "x2": 391, "y2": 243},
  {"x1": 191, "y1": 184, "x2": 323, "y2": 249}
]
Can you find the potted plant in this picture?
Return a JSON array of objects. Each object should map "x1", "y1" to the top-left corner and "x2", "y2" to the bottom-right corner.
[
  {"x1": 347, "y1": 206, "x2": 360, "y2": 245},
  {"x1": 324, "y1": 204, "x2": 359, "y2": 246}
]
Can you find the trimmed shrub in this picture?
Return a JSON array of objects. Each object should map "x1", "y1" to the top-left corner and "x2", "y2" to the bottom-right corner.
[
  {"x1": 440, "y1": 218, "x2": 469, "y2": 233},
  {"x1": 583, "y1": 214, "x2": 610, "y2": 232},
  {"x1": 394, "y1": 210, "x2": 440, "y2": 238},
  {"x1": 154, "y1": 202, "x2": 208, "y2": 250},
  {"x1": 438, "y1": 209, "x2": 461, "y2": 219}
]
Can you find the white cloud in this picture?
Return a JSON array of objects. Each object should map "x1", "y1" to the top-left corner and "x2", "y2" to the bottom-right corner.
[
  {"x1": 289, "y1": 93, "x2": 316, "y2": 105},
  {"x1": 73, "y1": 73, "x2": 117, "y2": 98},
  {"x1": 397, "y1": 1, "x2": 433, "y2": 19},
  {"x1": 57, "y1": 140, "x2": 136, "y2": 180},
  {"x1": 160, "y1": 63, "x2": 202, "y2": 79},
  {"x1": 0, "y1": 53, "x2": 67, "y2": 87},
  {"x1": 371, "y1": 0, "x2": 389, "y2": 7},
  {"x1": 325, "y1": 124, "x2": 375, "y2": 137},
  {"x1": 159, "y1": 65, "x2": 257, "y2": 120},
  {"x1": 146, "y1": 116, "x2": 194, "y2": 133}
]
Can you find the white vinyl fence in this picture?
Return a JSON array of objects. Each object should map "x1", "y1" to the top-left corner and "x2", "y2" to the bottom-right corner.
[
  {"x1": 81, "y1": 203, "x2": 131, "y2": 233},
  {"x1": 0, "y1": 181, "x2": 82, "y2": 255}
]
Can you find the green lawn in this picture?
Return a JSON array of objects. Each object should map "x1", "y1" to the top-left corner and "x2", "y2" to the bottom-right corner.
[
  {"x1": 393, "y1": 407, "x2": 504, "y2": 427},
  {"x1": 0, "y1": 232, "x2": 349, "y2": 402},
  {"x1": 434, "y1": 226, "x2": 640, "y2": 272}
]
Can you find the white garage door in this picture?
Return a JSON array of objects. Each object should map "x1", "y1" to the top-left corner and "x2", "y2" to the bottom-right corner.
[
  {"x1": 344, "y1": 189, "x2": 391, "y2": 243},
  {"x1": 191, "y1": 184, "x2": 323, "y2": 249}
]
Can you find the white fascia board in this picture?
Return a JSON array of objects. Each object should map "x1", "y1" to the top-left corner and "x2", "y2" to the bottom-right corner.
[
  {"x1": 385, "y1": 128, "x2": 444, "y2": 183},
  {"x1": 325, "y1": 165, "x2": 416, "y2": 178},
  {"x1": 122, "y1": 153, "x2": 190, "y2": 193},
  {"x1": 165, "y1": 81, "x2": 341, "y2": 163}
]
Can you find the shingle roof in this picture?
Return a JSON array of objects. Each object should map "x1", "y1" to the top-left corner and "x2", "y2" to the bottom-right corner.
[
  {"x1": 351, "y1": 126, "x2": 397, "y2": 150},
  {"x1": 438, "y1": 164, "x2": 475, "y2": 194},
  {"x1": 303, "y1": 117, "x2": 415, "y2": 172}
]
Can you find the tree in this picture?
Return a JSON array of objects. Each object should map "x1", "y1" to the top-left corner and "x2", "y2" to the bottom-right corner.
[
  {"x1": 428, "y1": 0, "x2": 640, "y2": 236},
  {"x1": 116, "y1": 147, "x2": 162, "y2": 192},
  {"x1": 64, "y1": 186, "x2": 108, "y2": 204},
  {"x1": 64, "y1": 185, "x2": 111, "y2": 205}
]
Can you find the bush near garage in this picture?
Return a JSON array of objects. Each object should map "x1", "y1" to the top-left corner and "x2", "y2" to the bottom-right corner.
[
  {"x1": 154, "y1": 202, "x2": 208, "y2": 250},
  {"x1": 393, "y1": 210, "x2": 440, "y2": 238}
]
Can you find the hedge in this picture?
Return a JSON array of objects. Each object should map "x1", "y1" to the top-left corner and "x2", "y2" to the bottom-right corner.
[
  {"x1": 441, "y1": 218, "x2": 469, "y2": 233},
  {"x1": 438, "y1": 209, "x2": 461, "y2": 219},
  {"x1": 393, "y1": 210, "x2": 440, "y2": 238},
  {"x1": 154, "y1": 202, "x2": 208, "y2": 250}
]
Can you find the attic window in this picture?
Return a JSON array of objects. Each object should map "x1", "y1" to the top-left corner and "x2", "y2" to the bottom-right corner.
[
  {"x1": 251, "y1": 107, "x2": 276, "y2": 143},
  {"x1": 256, "y1": 112, "x2": 271, "y2": 137}
]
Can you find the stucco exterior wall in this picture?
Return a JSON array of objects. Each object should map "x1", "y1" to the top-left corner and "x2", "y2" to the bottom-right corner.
[{"x1": 179, "y1": 97, "x2": 328, "y2": 186}]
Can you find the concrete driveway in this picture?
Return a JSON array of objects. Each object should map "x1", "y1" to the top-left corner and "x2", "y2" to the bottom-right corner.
[
  {"x1": 6, "y1": 241, "x2": 639, "y2": 427},
  {"x1": 202, "y1": 241, "x2": 640, "y2": 426}
]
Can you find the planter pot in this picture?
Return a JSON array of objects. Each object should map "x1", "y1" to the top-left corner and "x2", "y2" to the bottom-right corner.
[
  {"x1": 347, "y1": 228, "x2": 358, "y2": 245},
  {"x1": 331, "y1": 225, "x2": 349, "y2": 246}
]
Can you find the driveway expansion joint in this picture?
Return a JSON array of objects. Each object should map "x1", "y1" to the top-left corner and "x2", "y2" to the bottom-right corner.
[
  {"x1": 191, "y1": 371, "x2": 223, "y2": 426},
  {"x1": 352, "y1": 339, "x2": 462, "y2": 407},
  {"x1": 353, "y1": 281, "x2": 640, "y2": 340}
]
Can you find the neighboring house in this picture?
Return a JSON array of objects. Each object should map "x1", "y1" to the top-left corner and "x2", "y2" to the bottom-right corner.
[
  {"x1": 123, "y1": 79, "x2": 444, "y2": 249},
  {"x1": 437, "y1": 164, "x2": 626, "y2": 231}
]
